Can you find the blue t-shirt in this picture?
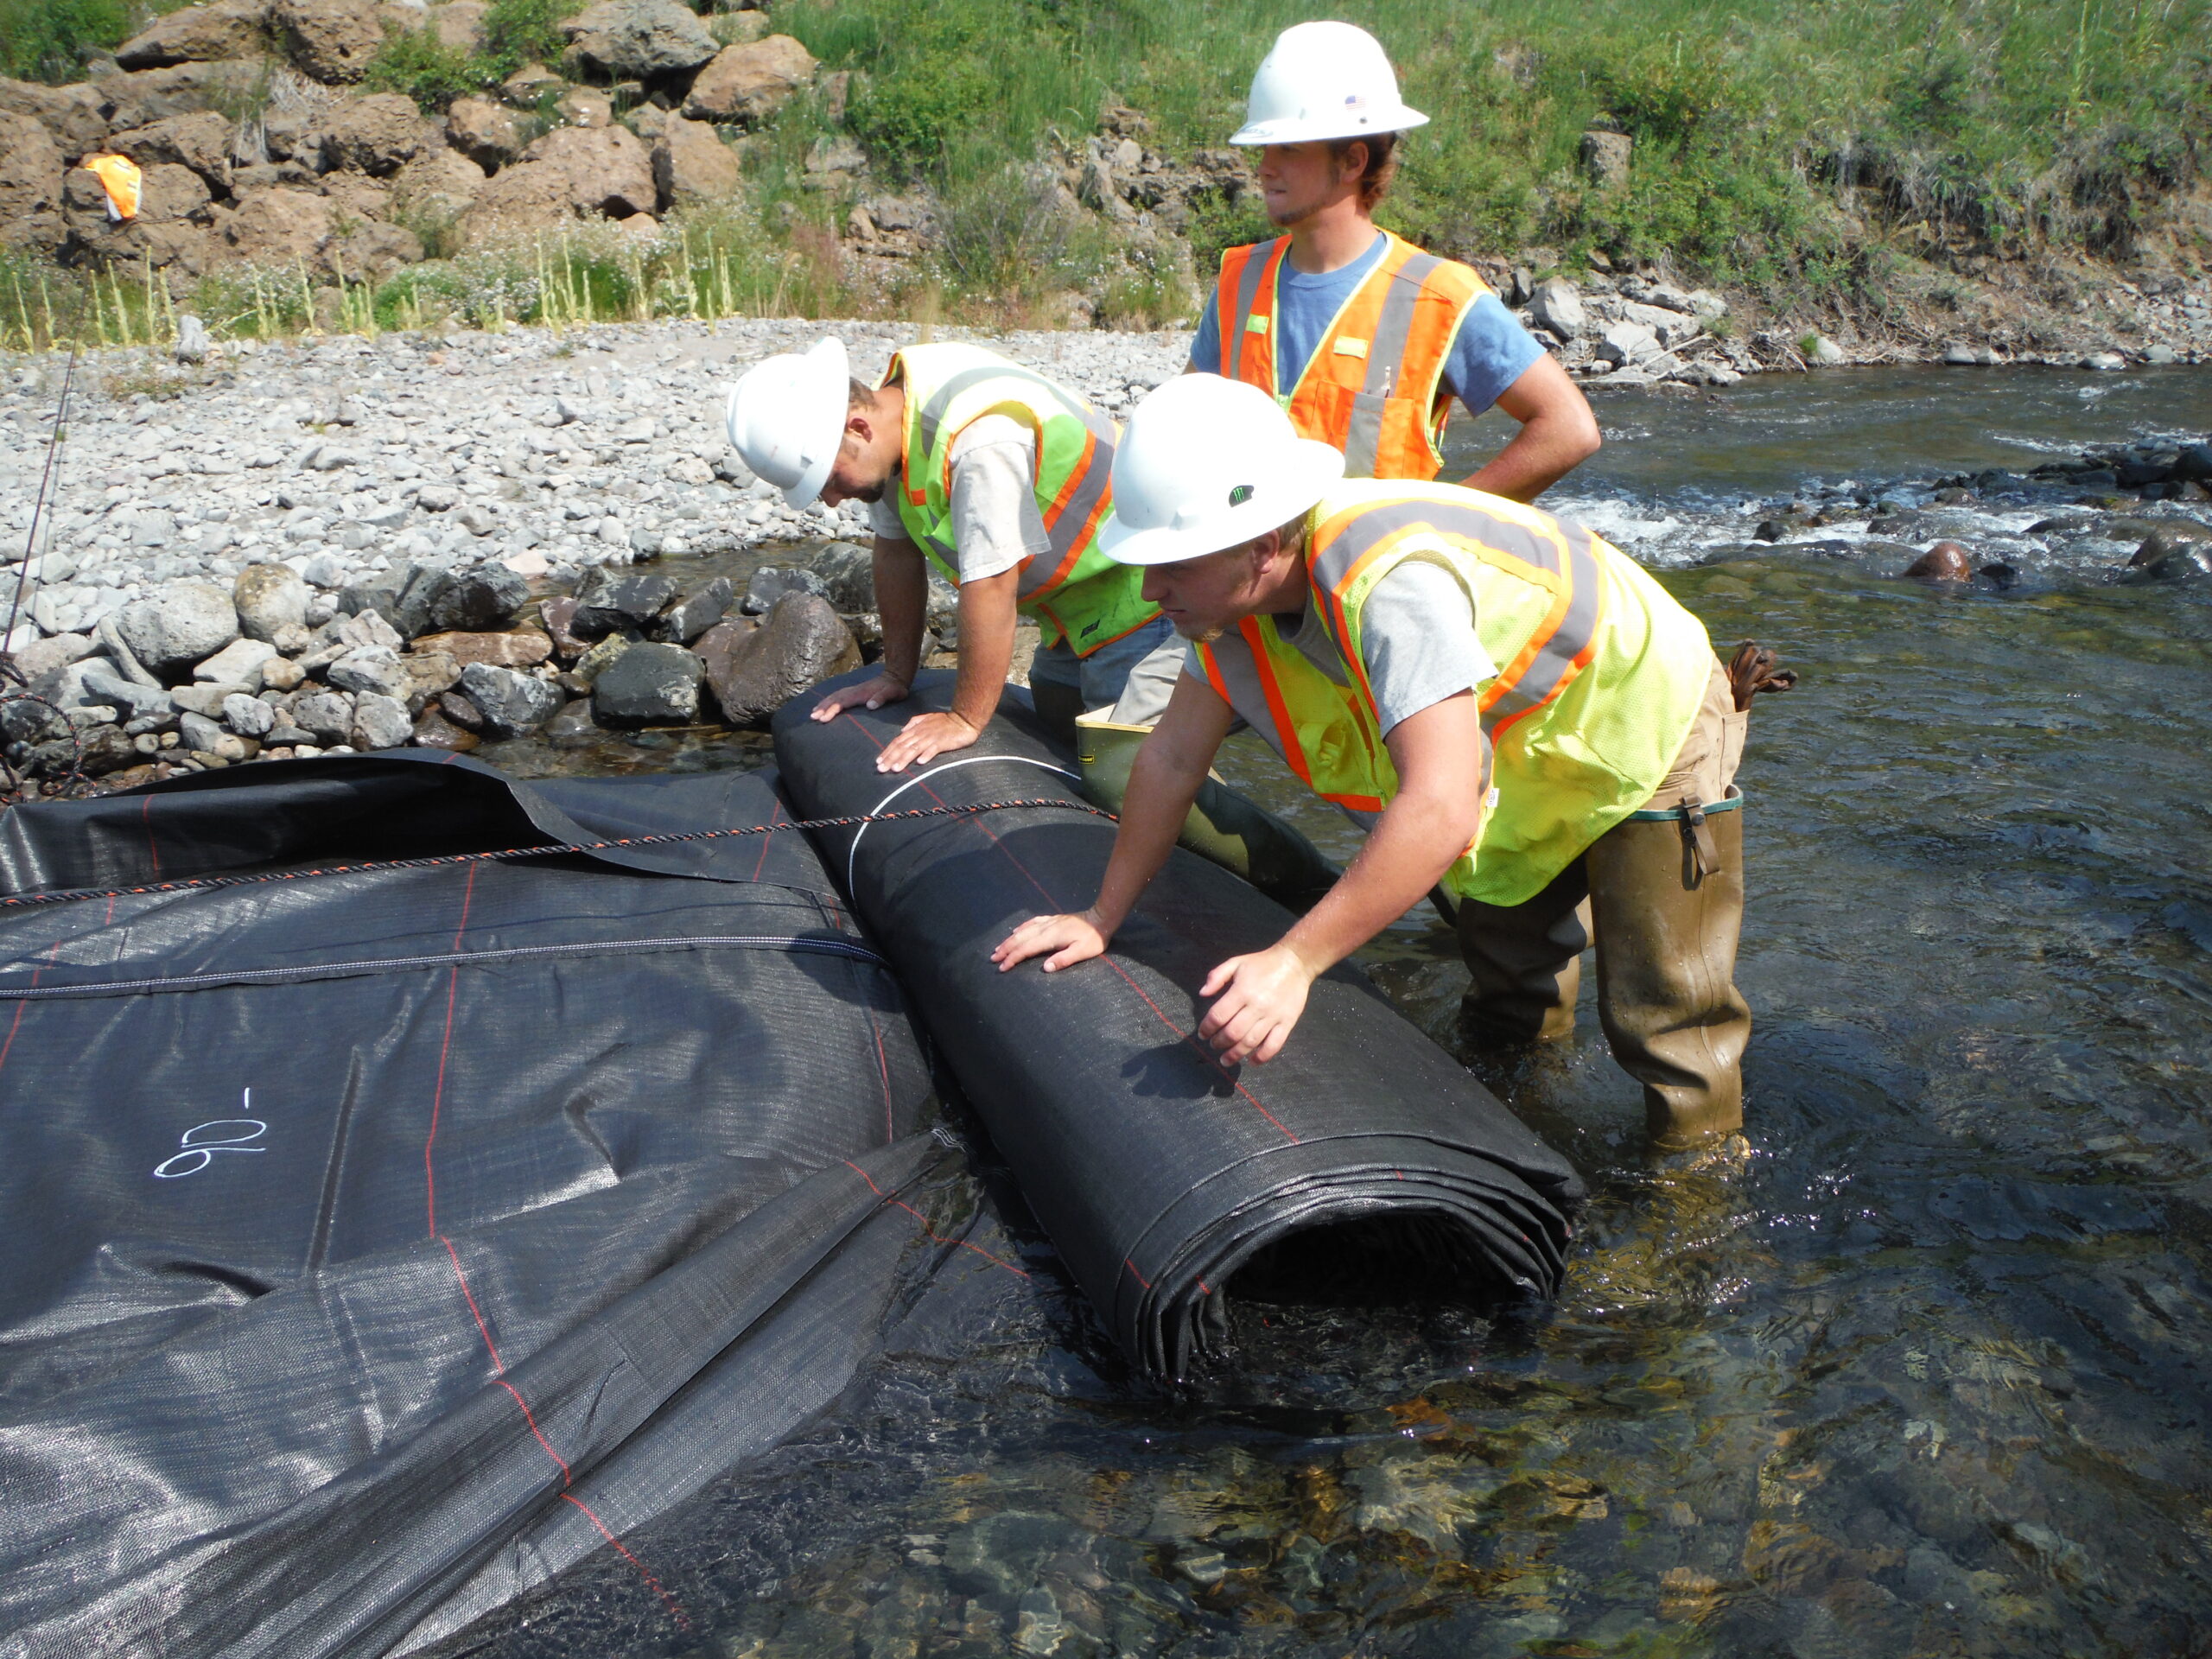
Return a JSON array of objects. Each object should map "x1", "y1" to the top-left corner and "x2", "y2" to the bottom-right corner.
[{"x1": 1188, "y1": 232, "x2": 1543, "y2": 417}]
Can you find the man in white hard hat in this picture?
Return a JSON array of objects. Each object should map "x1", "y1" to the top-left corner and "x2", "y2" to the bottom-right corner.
[
  {"x1": 1191, "y1": 21, "x2": 1599, "y2": 499},
  {"x1": 725, "y1": 336, "x2": 1181, "y2": 772},
  {"x1": 995, "y1": 376, "x2": 1789, "y2": 1154}
]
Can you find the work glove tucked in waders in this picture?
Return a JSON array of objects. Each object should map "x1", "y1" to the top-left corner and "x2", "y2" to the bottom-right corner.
[{"x1": 1076, "y1": 715, "x2": 1342, "y2": 913}]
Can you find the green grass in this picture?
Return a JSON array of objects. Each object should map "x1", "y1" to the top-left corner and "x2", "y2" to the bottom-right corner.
[
  {"x1": 365, "y1": 0, "x2": 588, "y2": 111},
  {"x1": 767, "y1": 0, "x2": 2212, "y2": 290}
]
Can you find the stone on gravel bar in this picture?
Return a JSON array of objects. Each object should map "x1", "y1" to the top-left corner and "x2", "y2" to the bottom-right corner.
[
  {"x1": 428, "y1": 565, "x2": 528, "y2": 632},
  {"x1": 460, "y1": 662, "x2": 563, "y2": 738},
  {"x1": 223, "y1": 692, "x2": 275, "y2": 738},
  {"x1": 352, "y1": 693, "x2": 414, "y2": 751},
  {"x1": 115, "y1": 582, "x2": 240, "y2": 682},
  {"x1": 412, "y1": 706, "x2": 480, "y2": 751},
  {"x1": 327, "y1": 645, "x2": 410, "y2": 700},
  {"x1": 235, "y1": 563, "x2": 309, "y2": 642},
  {"x1": 195, "y1": 637, "x2": 279, "y2": 686},
  {"x1": 290, "y1": 690, "x2": 356, "y2": 742}
]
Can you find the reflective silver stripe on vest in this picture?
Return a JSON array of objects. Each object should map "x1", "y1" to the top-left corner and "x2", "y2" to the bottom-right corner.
[
  {"x1": 913, "y1": 363, "x2": 1099, "y2": 462},
  {"x1": 1225, "y1": 240, "x2": 1282, "y2": 379},
  {"x1": 1310, "y1": 499, "x2": 1603, "y2": 728},
  {"x1": 1198, "y1": 632, "x2": 1279, "y2": 757},
  {"x1": 1023, "y1": 428, "x2": 1116, "y2": 598},
  {"x1": 1343, "y1": 251, "x2": 1444, "y2": 478}
]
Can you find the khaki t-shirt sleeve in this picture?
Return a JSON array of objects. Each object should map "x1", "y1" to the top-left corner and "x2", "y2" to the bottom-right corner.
[{"x1": 867, "y1": 493, "x2": 908, "y2": 542}]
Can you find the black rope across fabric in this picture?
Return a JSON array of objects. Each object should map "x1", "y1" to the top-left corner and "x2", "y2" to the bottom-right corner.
[{"x1": 0, "y1": 796, "x2": 1116, "y2": 911}]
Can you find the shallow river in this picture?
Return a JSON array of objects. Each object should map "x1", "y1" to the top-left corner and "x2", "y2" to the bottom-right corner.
[{"x1": 441, "y1": 367, "x2": 2212, "y2": 1659}]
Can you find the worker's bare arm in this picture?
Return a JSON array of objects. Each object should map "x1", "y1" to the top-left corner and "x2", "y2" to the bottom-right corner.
[
  {"x1": 1459, "y1": 355, "x2": 1601, "y2": 504},
  {"x1": 1196, "y1": 691, "x2": 1486, "y2": 1063},
  {"x1": 991, "y1": 670, "x2": 1233, "y2": 972},
  {"x1": 811, "y1": 535, "x2": 927, "y2": 720},
  {"x1": 874, "y1": 567, "x2": 1021, "y2": 772}
]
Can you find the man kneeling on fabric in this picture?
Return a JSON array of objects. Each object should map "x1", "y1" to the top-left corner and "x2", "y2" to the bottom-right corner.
[{"x1": 994, "y1": 375, "x2": 1777, "y2": 1153}]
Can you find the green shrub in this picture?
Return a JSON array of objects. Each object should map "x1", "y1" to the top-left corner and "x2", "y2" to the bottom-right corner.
[
  {"x1": 365, "y1": 28, "x2": 496, "y2": 111},
  {"x1": 0, "y1": 0, "x2": 137, "y2": 82}
]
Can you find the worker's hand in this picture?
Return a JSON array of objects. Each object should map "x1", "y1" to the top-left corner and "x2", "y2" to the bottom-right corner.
[
  {"x1": 874, "y1": 709, "x2": 978, "y2": 773},
  {"x1": 992, "y1": 907, "x2": 1110, "y2": 974},
  {"x1": 811, "y1": 673, "x2": 911, "y2": 722},
  {"x1": 1197, "y1": 944, "x2": 1314, "y2": 1065}
]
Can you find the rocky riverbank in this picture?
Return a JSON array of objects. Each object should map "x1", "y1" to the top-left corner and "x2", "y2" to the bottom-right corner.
[{"x1": 2, "y1": 311, "x2": 2207, "y2": 800}]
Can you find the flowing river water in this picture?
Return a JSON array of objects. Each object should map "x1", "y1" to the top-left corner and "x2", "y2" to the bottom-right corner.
[{"x1": 437, "y1": 366, "x2": 2212, "y2": 1659}]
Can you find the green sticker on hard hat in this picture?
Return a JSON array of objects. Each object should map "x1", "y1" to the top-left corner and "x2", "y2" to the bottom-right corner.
[{"x1": 1228, "y1": 484, "x2": 1254, "y2": 506}]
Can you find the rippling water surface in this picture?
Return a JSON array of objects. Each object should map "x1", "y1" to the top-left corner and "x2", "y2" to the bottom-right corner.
[{"x1": 442, "y1": 368, "x2": 2212, "y2": 1659}]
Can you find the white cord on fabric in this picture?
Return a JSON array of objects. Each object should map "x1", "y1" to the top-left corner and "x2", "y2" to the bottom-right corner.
[{"x1": 846, "y1": 755, "x2": 1081, "y2": 891}]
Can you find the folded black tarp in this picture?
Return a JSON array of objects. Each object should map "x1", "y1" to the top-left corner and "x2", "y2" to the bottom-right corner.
[
  {"x1": 773, "y1": 673, "x2": 1586, "y2": 1380},
  {"x1": 0, "y1": 754, "x2": 938, "y2": 1659}
]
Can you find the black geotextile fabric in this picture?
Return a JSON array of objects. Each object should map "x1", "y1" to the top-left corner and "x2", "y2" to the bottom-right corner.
[
  {"x1": 0, "y1": 753, "x2": 939, "y2": 1659},
  {"x1": 773, "y1": 671, "x2": 1588, "y2": 1381}
]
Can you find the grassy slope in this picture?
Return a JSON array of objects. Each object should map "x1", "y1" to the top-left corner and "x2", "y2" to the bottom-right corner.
[{"x1": 775, "y1": 0, "x2": 2212, "y2": 293}]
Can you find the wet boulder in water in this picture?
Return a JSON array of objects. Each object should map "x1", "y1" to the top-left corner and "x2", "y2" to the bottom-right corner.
[
  {"x1": 571, "y1": 569, "x2": 677, "y2": 639},
  {"x1": 743, "y1": 564, "x2": 829, "y2": 615},
  {"x1": 698, "y1": 593, "x2": 861, "y2": 727},
  {"x1": 590, "y1": 640, "x2": 706, "y2": 726},
  {"x1": 1903, "y1": 542, "x2": 1974, "y2": 582},
  {"x1": 411, "y1": 704, "x2": 479, "y2": 751},
  {"x1": 810, "y1": 540, "x2": 876, "y2": 612},
  {"x1": 458, "y1": 662, "x2": 563, "y2": 737},
  {"x1": 653, "y1": 576, "x2": 734, "y2": 645},
  {"x1": 2128, "y1": 520, "x2": 2212, "y2": 568},
  {"x1": 2176, "y1": 444, "x2": 2212, "y2": 483}
]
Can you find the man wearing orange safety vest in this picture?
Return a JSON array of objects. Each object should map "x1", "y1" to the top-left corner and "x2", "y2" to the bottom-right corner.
[
  {"x1": 997, "y1": 377, "x2": 1792, "y2": 1154},
  {"x1": 1191, "y1": 22, "x2": 1600, "y2": 499}
]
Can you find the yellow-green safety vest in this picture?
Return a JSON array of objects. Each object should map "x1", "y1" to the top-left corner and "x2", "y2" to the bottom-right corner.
[
  {"x1": 886, "y1": 344, "x2": 1157, "y2": 656},
  {"x1": 1192, "y1": 480, "x2": 1713, "y2": 906}
]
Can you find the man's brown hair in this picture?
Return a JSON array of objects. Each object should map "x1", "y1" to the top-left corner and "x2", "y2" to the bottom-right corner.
[{"x1": 1326, "y1": 131, "x2": 1399, "y2": 210}]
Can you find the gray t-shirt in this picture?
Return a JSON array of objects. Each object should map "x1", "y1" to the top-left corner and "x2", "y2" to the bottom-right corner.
[
  {"x1": 868, "y1": 414, "x2": 1046, "y2": 583},
  {"x1": 1189, "y1": 559, "x2": 1497, "y2": 736}
]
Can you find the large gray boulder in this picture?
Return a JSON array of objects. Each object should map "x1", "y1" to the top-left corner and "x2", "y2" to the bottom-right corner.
[
  {"x1": 696, "y1": 593, "x2": 861, "y2": 726},
  {"x1": 1528, "y1": 276, "x2": 1586, "y2": 339},
  {"x1": 559, "y1": 0, "x2": 718, "y2": 80},
  {"x1": 272, "y1": 0, "x2": 385, "y2": 83},
  {"x1": 591, "y1": 641, "x2": 705, "y2": 726},
  {"x1": 428, "y1": 564, "x2": 528, "y2": 632},
  {"x1": 810, "y1": 541, "x2": 875, "y2": 612},
  {"x1": 235, "y1": 563, "x2": 308, "y2": 641},
  {"x1": 114, "y1": 0, "x2": 270, "y2": 68},
  {"x1": 654, "y1": 576, "x2": 734, "y2": 645},
  {"x1": 351, "y1": 692, "x2": 413, "y2": 750},
  {"x1": 573, "y1": 569, "x2": 677, "y2": 638},
  {"x1": 114, "y1": 581, "x2": 239, "y2": 682},
  {"x1": 459, "y1": 663, "x2": 563, "y2": 738}
]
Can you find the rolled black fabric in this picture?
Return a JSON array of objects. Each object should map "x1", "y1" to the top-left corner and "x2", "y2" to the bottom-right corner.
[
  {"x1": 0, "y1": 755, "x2": 938, "y2": 1659},
  {"x1": 774, "y1": 672, "x2": 1586, "y2": 1379}
]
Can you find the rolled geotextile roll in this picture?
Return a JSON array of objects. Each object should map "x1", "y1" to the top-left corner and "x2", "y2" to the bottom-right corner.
[{"x1": 773, "y1": 672, "x2": 1586, "y2": 1379}]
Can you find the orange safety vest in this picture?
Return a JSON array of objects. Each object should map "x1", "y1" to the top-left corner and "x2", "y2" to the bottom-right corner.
[
  {"x1": 1192, "y1": 480, "x2": 1713, "y2": 906},
  {"x1": 1212, "y1": 229, "x2": 1491, "y2": 480}
]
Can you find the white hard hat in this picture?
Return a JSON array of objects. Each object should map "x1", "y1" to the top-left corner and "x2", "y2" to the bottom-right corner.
[
  {"x1": 1231, "y1": 21, "x2": 1429, "y2": 147},
  {"x1": 1097, "y1": 375, "x2": 1344, "y2": 566},
  {"x1": 724, "y1": 334, "x2": 849, "y2": 508}
]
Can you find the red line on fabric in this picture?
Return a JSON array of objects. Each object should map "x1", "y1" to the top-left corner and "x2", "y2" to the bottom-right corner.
[
  {"x1": 1122, "y1": 1256, "x2": 1153, "y2": 1290},
  {"x1": 102, "y1": 893, "x2": 115, "y2": 926},
  {"x1": 140, "y1": 797, "x2": 159, "y2": 877},
  {"x1": 561, "y1": 1495, "x2": 690, "y2": 1630},
  {"x1": 495, "y1": 1379, "x2": 572, "y2": 1484},
  {"x1": 750, "y1": 798, "x2": 783, "y2": 883},
  {"x1": 423, "y1": 964, "x2": 458, "y2": 1237},
  {"x1": 450, "y1": 861, "x2": 479, "y2": 952},
  {"x1": 842, "y1": 1159, "x2": 1030, "y2": 1278},
  {"x1": 0, "y1": 941, "x2": 59, "y2": 1076},
  {"x1": 442, "y1": 1235, "x2": 507, "y2": 1373},
  {"x1": 836, "y1": 713, "x2": 1300, "y2": 1146}
]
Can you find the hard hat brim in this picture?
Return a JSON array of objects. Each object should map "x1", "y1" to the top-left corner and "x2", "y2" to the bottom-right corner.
[
  {"x1": 1229, "y1": 105, "x2": 1428, "y2": 146},
  {"x1": 1096, "y1": 439, "x2": 1345, "y2": 566}
]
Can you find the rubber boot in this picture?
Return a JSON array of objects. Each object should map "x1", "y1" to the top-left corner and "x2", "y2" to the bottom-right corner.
[
  {"x1": 1454, "y1": 862, "x2": 1590, "y2": 1047},
  {"x1": 1584, "y1": 804, "x2": 1751, "y2": 1150},
  {"x1": 1076, "y1": 715, "x2": 1341, "y2": 912}
]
